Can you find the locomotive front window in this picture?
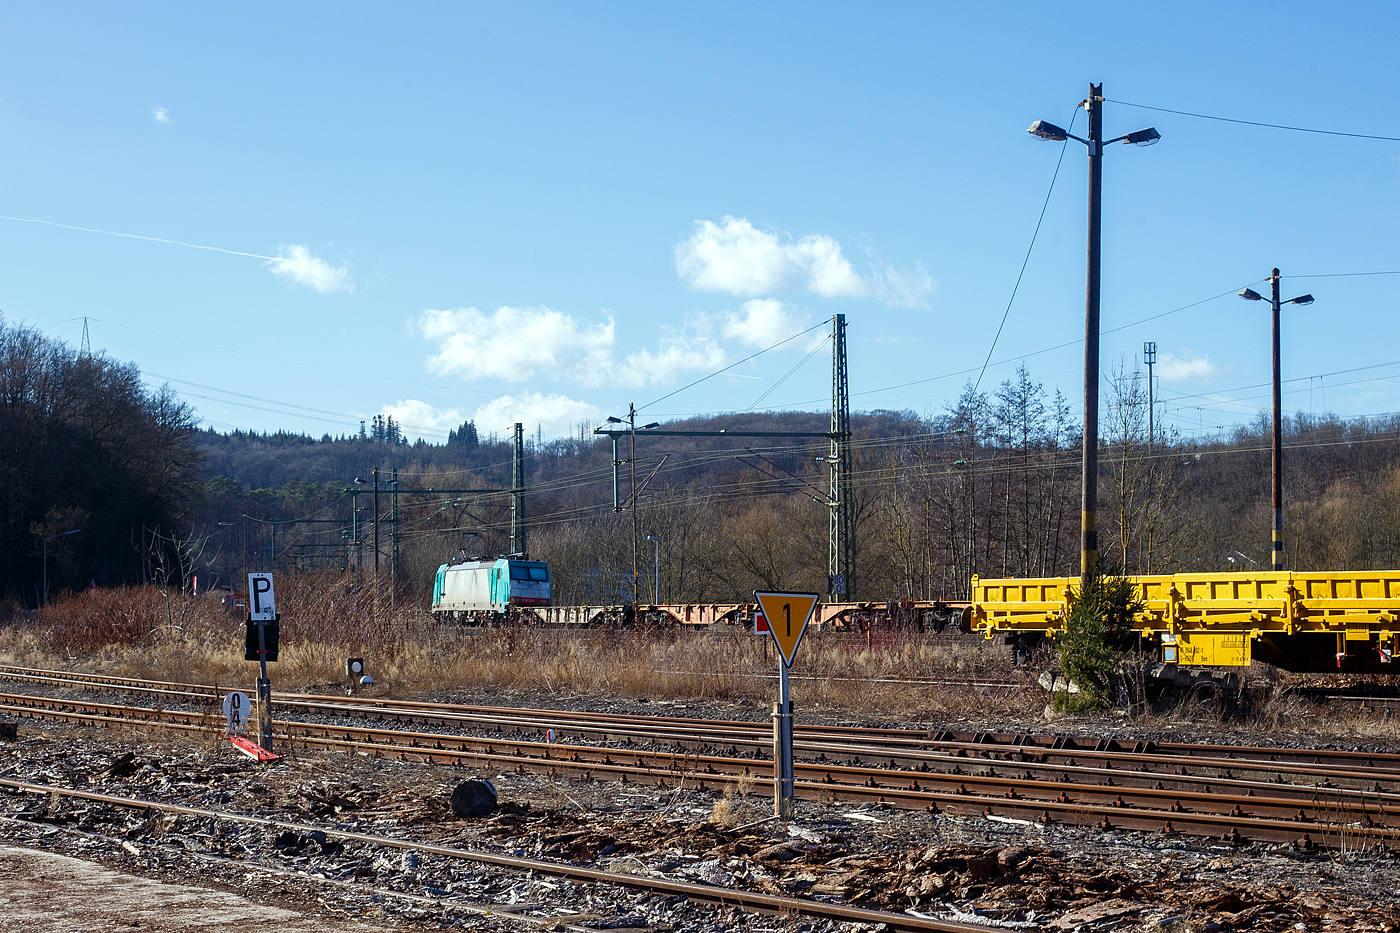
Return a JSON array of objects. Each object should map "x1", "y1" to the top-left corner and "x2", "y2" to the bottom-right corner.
[
  {"x1": 509, "y1": 566, "x2": 529, "y2": 580},
  {"x1": 528, "y1": 566, "x2": 548, "y2": 581}
]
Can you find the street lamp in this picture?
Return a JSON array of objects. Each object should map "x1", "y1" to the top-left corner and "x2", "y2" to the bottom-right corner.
[
  {"x1": 1028, "y1": 83, "x2": 1160, "y2": 581},
  {"x1": 1240, "y1": 270, "x2": 1315, "y2": 571},
  {"x1": 602, "y1": 407, "x2": 661, "y2": 605},
  {"x1": 43, "y1": 528, "x2": 81, "y2": 606},
  {"x1": 646, "y1": 535, "x2": 661, "y2": 604}
]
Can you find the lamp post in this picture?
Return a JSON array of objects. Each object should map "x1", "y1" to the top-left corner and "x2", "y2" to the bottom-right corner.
[
  {"x1": 1239, "y1": 271, "x2": 1314, "y2": 572},
  {"x1": 43, "y1": 528, "x2": 81, "y2": 606},
  {"x1": 1029, "y1": 82, "x2": 1160, "y2": 581},
  {"x1": 646, "y1": 535, "x2": 661, "y2": 604},
  {"x1": 1143, "y1": 341, "x2": 1157, "y2": 447},
  {"x1": 604, "y1": 408, "x2": 661, "y2": 606}
]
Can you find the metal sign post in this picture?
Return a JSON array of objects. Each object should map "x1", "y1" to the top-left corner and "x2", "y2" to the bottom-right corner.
[
  {"x1": 775, "y1": 662, "x2": 793, "y2": 816},
  {"x1": 254, "y1": 623, "x2": 273, "y2": 751},
  {"x1": 754, "y1": 591, "x2": 818, "y2": 818},
  {"x1": 246, "y1": 573, "x2": 278, "y2": 753}
]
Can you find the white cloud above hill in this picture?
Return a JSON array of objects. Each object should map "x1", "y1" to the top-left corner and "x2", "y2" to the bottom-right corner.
[{"x1": 676, "y1": 215, "x2": 933, "y2": 307}]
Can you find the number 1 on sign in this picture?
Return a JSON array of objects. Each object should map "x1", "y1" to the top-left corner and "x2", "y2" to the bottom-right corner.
[{"x1": 753, "y1": 592, "x2": 818, "y2": 668}]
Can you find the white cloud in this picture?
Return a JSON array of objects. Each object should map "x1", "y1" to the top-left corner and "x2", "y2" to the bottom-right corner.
[
  {"x1": 378, "y1": 400, "x2": 465, "y2": 442},
  {"x1": 472, "y1": 392, "x2": 601, "y2": 438},
  {"x1": 419, "y1": 306, "x2": 615, "y2": 383},
  {"x1": 676, "y1": 216, "x2": 864, "y2": 298},
  {"x1": 870, "y1": 257, "x2": 935, "y2": 308},
  {"x1": 675, "y1": 216, "x2": 934, "y2": 307},
  {"x1": 379, "y1": 396, "x2": 599, "y2": 443},
  {"x1": 723, "y1": 299, "x2": 823, "y2": 350},
  {"x1": 624, "y1": 314, "x2": 728, "y2": 384},
  {"x1": 418, "y1": 305, "x2": 724, "y2": 388},
  {"x1": 266, "y1": 245, "x2": 352, "y2": 293},
  {"x1": 1158, "y1": 351, "x2": 1221, "y2": 383},
  {"x1": 152, "y1": 107, "x2": 171, "y2": 123}
]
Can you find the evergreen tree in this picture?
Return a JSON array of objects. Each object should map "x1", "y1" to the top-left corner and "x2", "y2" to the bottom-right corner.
[{"x1": 448, "y1": 419, "x2": 479, "y2": 450}]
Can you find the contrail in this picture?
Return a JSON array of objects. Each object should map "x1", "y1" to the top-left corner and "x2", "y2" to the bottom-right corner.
[{"x1": 0, "y1": 214, "x2": 274, "y2": 260}]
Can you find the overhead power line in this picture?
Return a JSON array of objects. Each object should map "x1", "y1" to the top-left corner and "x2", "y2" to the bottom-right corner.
[
  {"x1": 1107, "y1": 98, "x2": 1400, "y2": 142},
  {"x1": 89, "y1": 317, "x2": 499, "y2": 398},
  {"x1": 973, "y1": 104, "x2": 1078, "y2": 395},
  {"x1": 639, "y1": 319, "x2": 829, "y2": 414}
]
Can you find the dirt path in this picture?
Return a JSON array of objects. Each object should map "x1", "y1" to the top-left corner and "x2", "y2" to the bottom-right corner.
[{"x1": 0, "y1": 844, "x2": 389, "y2": 933}]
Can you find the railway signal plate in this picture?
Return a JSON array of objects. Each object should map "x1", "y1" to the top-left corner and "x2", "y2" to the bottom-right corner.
[
  {"x1": 222, "y1": 691, "x2": 249, "y2": 734},
  {"x1": 754, "y1": 591, "x2": 819, "y2": 667}
]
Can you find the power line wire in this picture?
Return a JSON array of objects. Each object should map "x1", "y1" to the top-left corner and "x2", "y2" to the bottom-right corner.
[
  {"x1": 1107, "y1": 98, "x2": 1400, "y2": 142},
  {"x1": 972, "y1": 105, "x2": 1078, "y2": 394},
  {"x1": 89, "y1": 317, "x2": 499, "y2": 398},
  {"x1": 638, "y1": 319, "x2": 829, "y2": 413}
]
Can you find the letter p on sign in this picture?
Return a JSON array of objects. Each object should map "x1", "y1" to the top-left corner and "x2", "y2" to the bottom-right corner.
[{"x1": 248, "y1": 573, "x2": 276, "y2": 620}]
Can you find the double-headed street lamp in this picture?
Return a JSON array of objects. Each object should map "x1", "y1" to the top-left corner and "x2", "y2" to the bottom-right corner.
[
  {"x1": 605, "y1": 406, "x2": 660, "y2": 606},
  {"x1": 1239, "y1": 270, "x2": 1314, "y2": 572},
  {"x1": 43, "y1": 528, "x2": 81, "y2": 606},
  {"x1": 1028, "y1": 82, "x2": 1160, "y2": 581}
]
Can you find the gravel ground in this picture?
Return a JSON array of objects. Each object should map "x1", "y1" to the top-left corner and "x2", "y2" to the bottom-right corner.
[{"x1": 3, "y1": 682, "x2": 1400, "y2": 932}]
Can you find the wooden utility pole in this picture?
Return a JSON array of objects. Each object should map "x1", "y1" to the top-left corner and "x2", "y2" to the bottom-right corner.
[{"x1": 1080, "y1": 82, "x2": 1104, "y2": 582}]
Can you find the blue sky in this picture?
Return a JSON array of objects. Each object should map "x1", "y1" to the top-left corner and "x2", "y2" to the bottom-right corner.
[{"x1": 2, "y1": 2, "x2": 1397, "y2": 442}]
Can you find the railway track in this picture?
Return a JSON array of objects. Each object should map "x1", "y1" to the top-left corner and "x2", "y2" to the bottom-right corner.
[
  {"x1": 1, "y1": 665, "x2": 1398, "y2": 849},
  {"x1": 0, "y1": 778, "x2": 989, "y2": 933},
  {"x1": 2, "y1": 664, "x2": 1396, "y2": 769}
]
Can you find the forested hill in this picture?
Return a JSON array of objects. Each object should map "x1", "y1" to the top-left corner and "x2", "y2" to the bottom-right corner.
[
  {"x1": 194, "y1": 410, "x2": 926, "y2": 493},
  {"x1": 11, "y1": 302, "x2": 1400, "y2": 609}
]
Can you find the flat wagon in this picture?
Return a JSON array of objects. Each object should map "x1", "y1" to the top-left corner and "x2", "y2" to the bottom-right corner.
[{"x1": 970, "y1": 570, "x2": 1400, "y2": 673}]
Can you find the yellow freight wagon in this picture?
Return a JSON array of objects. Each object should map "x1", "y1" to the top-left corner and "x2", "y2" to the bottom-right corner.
[{"x1": 969, "y1": 571, "x2": 1400, "y2": 673}]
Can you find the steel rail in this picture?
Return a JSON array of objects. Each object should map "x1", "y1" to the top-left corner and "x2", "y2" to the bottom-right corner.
[
  {"x1": 3, "y1": 675, "x2": 1397, "y2": 799},
  {"x1": 2, "y1": 695, "x2": 1393, "y2": 848},
  {"x1": 8, "y1": 665, "x2": 1400, "y2": 774},
  {"x1": 8, "y1": 662, "x2": 1400, "y2": 810},
  {"x1": 0, "y1": 778, "x2": 990, "y2": 933},
  {"x1": 0, "y1": 665, "x2": 1020, "y2": 739},
  {"x1": 5, "y1": 690, "x2": 1394, "y2": 797},
  {"x1": 0, "y1": 815, "x2": 611, "y2": 933}
]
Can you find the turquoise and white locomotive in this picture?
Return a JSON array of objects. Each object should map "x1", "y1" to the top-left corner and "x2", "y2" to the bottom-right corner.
[{"x1": 431, "y1": 558, "x2": 551, "y2": 624}]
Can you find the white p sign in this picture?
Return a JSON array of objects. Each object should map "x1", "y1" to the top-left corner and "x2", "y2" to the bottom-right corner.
[
  {"x1": 223, "y1": 691, "x2": 250, "y2": 734},
  {"x1": 248, "y1": 573, "x2": 276, "y2": 620}
]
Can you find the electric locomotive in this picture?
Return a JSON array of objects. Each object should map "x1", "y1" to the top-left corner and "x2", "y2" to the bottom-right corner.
[{"x1": 431, "y1": 557, "x2": 551, "y2": 624}]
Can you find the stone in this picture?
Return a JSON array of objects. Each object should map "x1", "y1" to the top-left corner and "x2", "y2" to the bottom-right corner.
[
  {"x1": 1037, "y1": 671, "x2": 1080, "y2": 694},
  {"x1": 450, "y1": 779, "x2": 498, "y2": 818}
]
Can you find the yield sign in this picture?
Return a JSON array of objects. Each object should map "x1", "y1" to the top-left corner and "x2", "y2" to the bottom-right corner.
[{"x1": 754, "y1": 591, "x2": 819, "y2": 667}]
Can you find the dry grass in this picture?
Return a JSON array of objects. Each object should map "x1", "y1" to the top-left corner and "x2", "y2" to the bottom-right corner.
[
  {"x1": 1123, "y1": 674, "x2": 1400, "y2": 746},
  {"x1": 0, "y1": 572, "x2": 1043, "y2": 720},
  {"x1": 11, "y1": 579, "x2": 1400, "y2": 742}
]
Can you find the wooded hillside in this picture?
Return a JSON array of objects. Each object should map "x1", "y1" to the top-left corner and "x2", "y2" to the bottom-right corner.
[
  {"x1": 5, "y1": 317, "x2": 1400, "y2": 609},
  {"x1": 189, "y1": 363, "x2": 1400, "y2": 606}
]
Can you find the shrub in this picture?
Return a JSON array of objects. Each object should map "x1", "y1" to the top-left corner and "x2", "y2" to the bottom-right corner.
[{"x1": 1053, "y1": 574, "x2": 1142, "y2": 711}]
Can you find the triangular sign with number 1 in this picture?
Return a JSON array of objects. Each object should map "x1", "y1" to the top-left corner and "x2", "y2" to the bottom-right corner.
[{"x1": 754, "y1": 591, "x2": 819, "y2": 667}]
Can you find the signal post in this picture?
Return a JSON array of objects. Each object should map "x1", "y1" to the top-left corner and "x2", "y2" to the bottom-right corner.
[
  {"x1": 241, "y1": 572, "x2": 280, "y2": 760},
  {"x1": 754, "y1": 591, "x2": 818, "y2": 818}
]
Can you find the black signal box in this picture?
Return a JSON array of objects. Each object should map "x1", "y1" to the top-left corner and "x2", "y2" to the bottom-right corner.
[{"x1": 244, "y1": 618, "x2": 280, "y2": 662}]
